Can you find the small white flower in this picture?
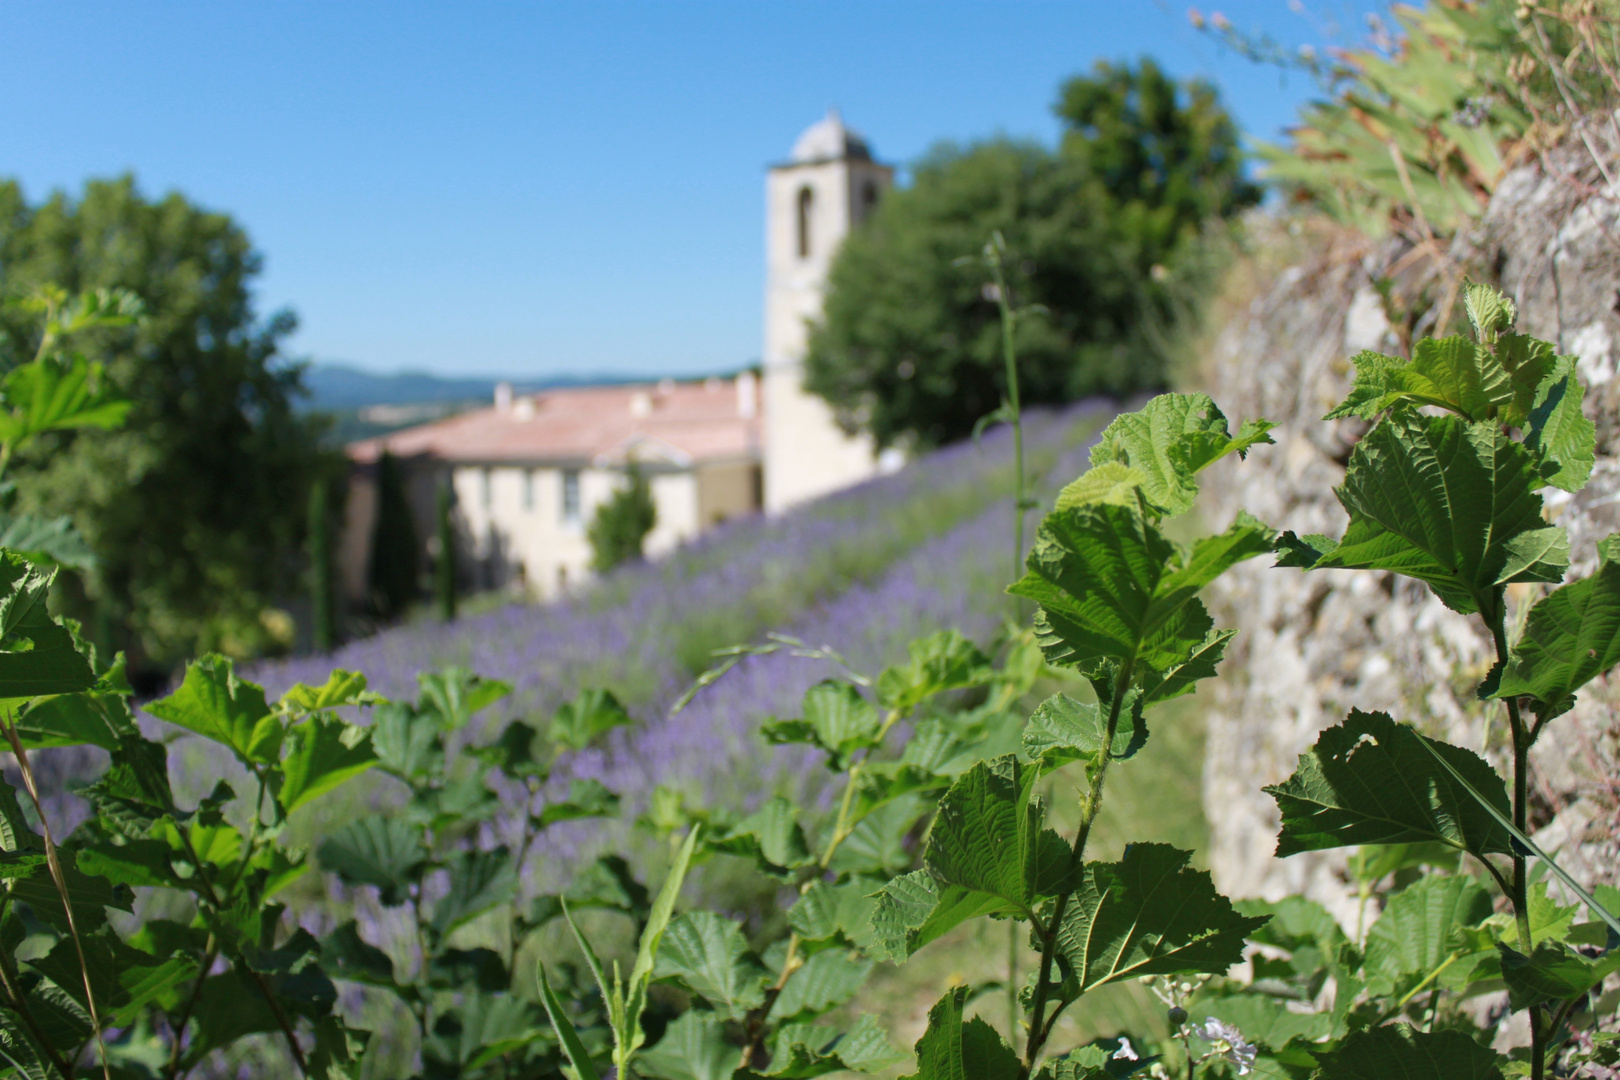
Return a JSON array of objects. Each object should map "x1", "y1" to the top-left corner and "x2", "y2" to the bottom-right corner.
[
  {"x1": 1112, "y1": 1036, "x2": 1140, "y2": 1062},
  {"x1": 1198, "y1": 1018, "x2": 1257, "y2": 1076}
]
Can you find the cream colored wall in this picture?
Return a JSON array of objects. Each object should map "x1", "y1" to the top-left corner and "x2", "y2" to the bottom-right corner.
[
  {"x1": 762, "y1": 154, "x2": 894, "y2": 512},
  {"x1": 696, "y1": 460, "x2": 759, "y2": 528}
]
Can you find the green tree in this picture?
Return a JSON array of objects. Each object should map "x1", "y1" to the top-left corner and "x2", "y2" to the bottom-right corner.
[
  {"x1": 589, "y1": 461, "x2": 657, "y2": 572},
  {"x1": 0, "y1": 174, "x2": 334, "y2": 664},
  {"x1": 435, "y1": 476, "x2": 457, "y2": 622},
  {"x1": 805, "y1": 59, "x2": 1257, "y2": 449},
  {"x1": 368, "y1": 451, "x2": 420, "y2": 620}
]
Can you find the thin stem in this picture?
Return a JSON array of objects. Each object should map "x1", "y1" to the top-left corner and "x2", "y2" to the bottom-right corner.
[
  {"x1": 0, "y1": 711, "x2": 112, "y2": 1080},
  {"x1": 166, "y1": 938, "x2": 218, "y2": 1079},
  {"x1": 1021, "y1": 660, "x2": 1134, "y2": 1076}
]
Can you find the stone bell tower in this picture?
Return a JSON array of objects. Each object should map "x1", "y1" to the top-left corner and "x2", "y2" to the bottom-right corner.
[{"x1": 762, "y1": 109, "x2": 895, "y2": 513}]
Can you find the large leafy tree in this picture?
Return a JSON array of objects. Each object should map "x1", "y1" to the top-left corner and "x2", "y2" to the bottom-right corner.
[
  {"x1": 0, "y1": 174, "x2": 335, "y2": 666},
  {"x1": 805, "y1": 59, "x2": 1258, "y2": 449}
]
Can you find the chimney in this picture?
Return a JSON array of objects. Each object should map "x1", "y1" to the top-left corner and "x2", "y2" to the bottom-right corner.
[
  {"x1": 494, "y1": 382, "x2": 514, "y2": 411},
  {"x1": 736, "y1": 370, "x2": 758, "y2": 419},
  {"x1": 629, "y1": 390, "x2": 653, "y2": 417}
]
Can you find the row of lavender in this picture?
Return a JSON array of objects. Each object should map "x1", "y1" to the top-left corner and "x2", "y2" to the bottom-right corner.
[{"x1": 250, "y1": 403, "x2": 1108, "y2": 729}]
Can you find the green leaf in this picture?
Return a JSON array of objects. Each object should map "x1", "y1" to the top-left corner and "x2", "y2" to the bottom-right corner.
[
  {"x1": 0, "y1": 557, "x2": 93, "y2": 698},
  {"x1": 145, "y1": 654, "x2": 282, "y2": 766},
  {"x1": 538, "y1": 778, "x2": 621, "y2": 827},
  {"x1": 1310, "y1": 1024, "x2": 1504, "y2": 1079},
  {"x1": 1054, "y1": 461, "x2": 1153, "y2": 511},
  {"x1": 417, "y1": 667, "x2": 511, "y2": 730},
  {"x1": 77, "y1": 839, "x2": 178, "y2": 888},
  {"x1": 1362, "y1": 874, "x2": 1494, "y2": 997},
  {"x1": 1022, "y1": 687, "x2": 1145, "y2": 772},
  {"x1": 1296, "y1": 411, "x2": 1560, "y2": 615},
  {"x1": 278, "y1": 715, "x2": 376, "y2": 814},
  {"x1": 551, "y1": 687, "x2": 632, "y2": 753},
  {"x1": 770, "y1": 681, "x2": 884, "y2": 767},
  {"x1": 429, "y1": 947, "x2": 509, "y2": 994},
  {"x1": 30, "y1": 927, "x2": 196, "y2": 1026},
  {"x1": 707, "y1": 797, "x2": 812, "y2": 877},
  {"x1": 1055, "y1": 843, "x2": 1266, "y2": 992},
  {"x1": 0, "y1": 511, "x2": 95, "y2": 571},
  {"x1": 1462, "y1": 281, "x2": 1516, "y2": 339},
  {"x1": 623, "y1": 826, "x2": 701, "y2": 1063},
  {"x1": 279, "y1": 670, "x2": 375, "y2": 713},
  {"x1": 434, "y1": 989, "x2": 550, "y2": 1069},
  {"x1": 902, "y1": 985, "x2": 1020, "y2": 1080},
  {"x1": 788, "y1": 882, "x2": 843, "y2": 942},
  {"x1": 1325, "y1": 338, "x2": 1510, "y2": 423},
  {"x1": 1498, "y1": 940, "x2": 1620, "y2": 1011},
  {"x1": 1085, "y1": 393, "x2": 1274, "y2": 516},
  {"x1": 14, "y1": 681, "x2": 137, "y2": 751},
  {"x1": 475, "y1": 719, "x2": 547, "y2": 779},
  {"x1": 923, "y1": 755, "x2": 1070, "y2": 914},
  {"x1": 316, "y1": 815, "x2": 428, "y2": 906},
  {"x1": 876, "y1": 630, "x2": 994, "y2": 712},
  {"x1": 768, "y1": 948, "x2": 872, "y2": 1022},
  {"x1": 369, "y1": 701, "x2": 441, "y2": 783},
  {"x1": 759, "y1": 1015, "x2": 907, "y2": 1077},
  {"x1": 655, "y1": 911, "x2": 769, "y2": 1019},
  {"x1": 1525, "y1": 353, "x2": 1595, "y2": 491},
  {"x1": 433, "y1": 847, "x2": 518, "y2": 938},
  {"x1": 320, "y1": 921, "x2": 397, "y2": 988},
  {"x1": 1189, "y1": 993, "x2": 1333, "y2": 1052},
  {"x1": 869, "y1": 870, "x2": 1013, "y2": 963},
  {"x1": 1009, "y1": 504, "x2": 1270, "y2": 682},
  {"x1": 0, "y1": 1008, "x2": 66, "y2": 1080},
  {"x1": 1264, "y1": 709, "x2": 1514, "y2": 858},
  {"x1": 1493, "y1": 557, "x2": 1620, "y2": 710},
  {"x1": 638, "y1": 1011, "x2": 734, "y2": 1080},
  {"x1": 538, "y1": 962, "x2": 605, "y2": 1080},
  {"x1": 10, "y1": 856, "x2": 129, "y2": 933}
]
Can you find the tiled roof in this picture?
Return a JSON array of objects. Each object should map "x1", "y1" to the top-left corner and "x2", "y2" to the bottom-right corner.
[{"x1": 348, "y1": 377, "x2": 762, "y2": 468}]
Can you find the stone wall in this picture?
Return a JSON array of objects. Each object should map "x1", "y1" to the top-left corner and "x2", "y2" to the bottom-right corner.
[{"x1": 1198, "y1": 141, "x2": 1620, "y2": 924}]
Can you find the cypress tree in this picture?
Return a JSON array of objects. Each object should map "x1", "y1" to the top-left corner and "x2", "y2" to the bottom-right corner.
[
  {"x1": 436, "y1": 477, "x2": 457, "y2": 623},
  {"x1": 367, "y1": 451, "x2": 419, "y2": 620},
  {"x1": 308, "y1": 476, "x2": 337, "y2": 650},
  {"x1": 588, "y1": 460, "x2": 658, "y2": 572}
]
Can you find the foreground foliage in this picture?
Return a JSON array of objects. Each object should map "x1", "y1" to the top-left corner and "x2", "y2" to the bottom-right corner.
[{"x1": 0, "y1": 283, "x2": 1616, "y2": 1079}]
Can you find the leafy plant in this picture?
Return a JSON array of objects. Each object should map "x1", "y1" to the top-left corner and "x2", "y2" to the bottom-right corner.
[{"x1": 589, "y1": 461, "x2": 657, "y2": 573}]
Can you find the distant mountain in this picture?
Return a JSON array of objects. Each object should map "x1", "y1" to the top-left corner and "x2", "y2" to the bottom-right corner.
[{"x1": 299, "y1": 363, "x2": 665, "y2": 412}]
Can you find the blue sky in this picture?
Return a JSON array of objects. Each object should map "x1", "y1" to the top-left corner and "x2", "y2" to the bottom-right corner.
[{"x1": 0, "y1": 2, "x2": 1389, "y2": 379}]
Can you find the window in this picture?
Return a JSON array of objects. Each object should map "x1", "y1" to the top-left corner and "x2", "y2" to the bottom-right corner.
[
  {"x1": 481, "y1": 468, "x2": 493, "y2": 509},
  {"x1": 522, "y1": 468, "x2": 535, "y2": 510},
  {"x1": 561, "y1": 469, "x2": 581, "y2": 523},
  {"x1": 797, "y1": 186, "x2": 814, "y2": 258},
  {"x1": 862, "y1": 180, "x2": 880, "y2": 218}
]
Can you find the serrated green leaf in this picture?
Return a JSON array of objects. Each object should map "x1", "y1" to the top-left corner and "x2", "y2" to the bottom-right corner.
[
  {"x1": 802, "y1": 681, "x2": 884, "y2": 766},
  {"x1": 1310, "y1": 1023, "x2": 1504, "y2": 1079},
  {"x1": 1265, "y1": 710, "x2": 1513, "y2": 858},
  {"x1": 433, "y1": 847, "x2": 518, "y2": 938},
  {"x1": 1325, "y1": 338, "x2": 1510, "y2": 423},
  {"x1": 1055, "y1": 843, "x2": 1266, "y2": 991},
  {"x1": 320, "y1": 920, "x2": 397, "y2": 988},
  {"x1": 279, "y1": 715, "x2": 376, "y2": 814},
  {"x1": 0, "y1": 556, "x2": 94, "y2": 698},
  {"x1": 416, "y1": 666, "x2": 510, "y2": 731},
  {"x1": 638, "y1": 1011, "x2": 734, "y2": 1080},
  {"x1": 433, "y1": 989, "x2": 549, "y2": 1069},
  {"x1": 788, "y1": 882, "x2": 842, "y2": 942},
  {"x1": 1086, "y1": 393, "x2": 1274, "y2": 516},
  {"x1": 1498, "y1": 940, "x2": 1620, "y2": 1011},
  {"x1": 1463, "y1": 281, "x2": 1516, "y2": 339},
  {"x1": 769, "y1": 948, "x2": 872, "y2": 1022},
  {"x1": 10, "y1": 856, "x2": 128, "y2": 933},
  {"x1": 369, "y1": 701, "x2": 441, "y2": 782},
  {"x1": 279, "y1": 669, "x2": 374, "y2": 713},
  {"x1": 655, "y1": 911, "x2": 769, "y2": 1019},
  {"x1": 760, "y1": 1014, "x2": 907, "y2": 1077},
  {"x1": 1010, "y1": 505, "x2": 1270, "y2": 683},
  {"x1": 0, "y1": 1007, "x2": 66, "y2": 1080},
  {"x1": 0, "y1": 351, "x2": 130, "y2": 449},
  {"x1": 316, "y1": 815, "x2": 427, "y2": 906},
  {"x1": 923, "y1": 755, "x2": 1072, "y2": 917},
  {"x1": 1362, "y1": 874, "x2": 1493, "y2": 997},
  {"x1": 0, "y1": 511, "x2": 95, "y2": 571},
  {"x1": 551, "y1": 687, "x2": 632, "y2": 753},
  {"x1": 1138, "y1": 628, "x2": 1236, "y2": 704},
  {"x1": 14, "y1": 682, "x2": 137, "y2": 751},
  {"x1": 1300, "y1": 411, "x2": 1560, "y2": 614},
  {"x1": 1525, "y1": 354, "x2": 1595, "y2": 491},
  {"x1": 876, "y1": 630, "x2": 993, "y2": 712},
  {"x1": 707, "y1": 797, "x2": 811, "y2": 877},
  {"x1": 902, "y1": 985, "x2": 1020, "y2": 1080},
  {"x1": 30, "y1": 926, "x2": 196, "y2": 1026},
  {"x1": 1055, "y1": 461, "x2": 1152, "y2": 511},
  {"x1": 1022, "y1": 687, "x2": 1145, "y2": 771},
  {"x1": 1493, "y1": 557, "x2": 1620, "y2": 710},
  {"x1": 77, "y1": 839, "x2": 178, "y2": 888},
  {"x1": 146, "y1": 654, "x2": 282, "y2": 766},
  {"x1": 869, "y1": 870, "x2": 1012, "y2": 963}
]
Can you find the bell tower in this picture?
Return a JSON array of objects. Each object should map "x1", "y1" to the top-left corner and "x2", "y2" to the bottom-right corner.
[{"x1": 762, "y1": 109, "x2": 894, "y2": 512}]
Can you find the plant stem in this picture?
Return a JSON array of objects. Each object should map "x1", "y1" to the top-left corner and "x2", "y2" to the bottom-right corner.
[
  {"x1": 166, "y1": 938, "x2": 219, "y2": 1079},
  {"x1": 1021, "y1": 660, "x2": 1133, "y2": 1076}
]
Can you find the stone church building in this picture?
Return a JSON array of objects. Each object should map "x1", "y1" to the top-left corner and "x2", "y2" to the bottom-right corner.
[{"x1": 339, "y1": 110, "x2": 895, "y2": 604}]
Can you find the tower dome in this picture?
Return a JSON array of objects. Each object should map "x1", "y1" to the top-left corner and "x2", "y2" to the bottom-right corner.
[{"x1": 790, "y1": 108, "x2": 872, "y2": 164}]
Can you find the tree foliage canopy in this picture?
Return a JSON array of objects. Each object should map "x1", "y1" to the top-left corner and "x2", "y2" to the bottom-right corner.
[
  {"x1": 805, "y1": 59, "x2": 1258, "y2": 449},
  {"x1": 0, "y1": 174, "x2": 334, "y2": 664}
]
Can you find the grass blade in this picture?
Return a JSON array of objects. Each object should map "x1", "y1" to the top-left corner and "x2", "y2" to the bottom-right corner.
[{"x1": 537, "y1": 961, "x2": 604, "y2": 1080}]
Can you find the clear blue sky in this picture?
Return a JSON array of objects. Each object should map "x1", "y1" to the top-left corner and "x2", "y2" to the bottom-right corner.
[{"x1": 0, "y1": 1, "x2": 1389, "y2": 379}]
